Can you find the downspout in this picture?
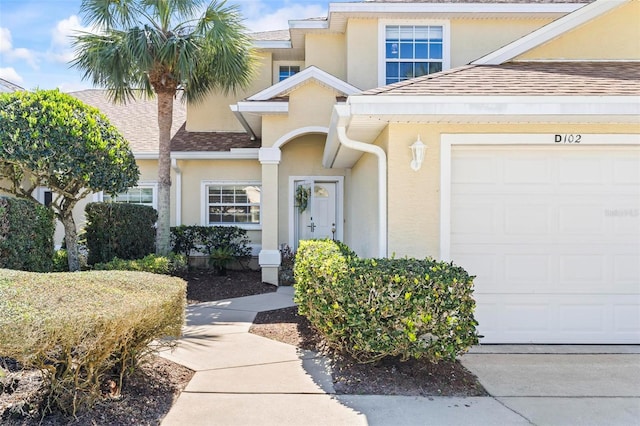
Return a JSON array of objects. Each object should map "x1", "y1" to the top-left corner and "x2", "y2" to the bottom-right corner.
[
  {"x1": 336, "y1": 127, "x2": 387, "y2": 258},
  {"x1": 171, "y1": 158, "x2": 182, "y2": 226}
]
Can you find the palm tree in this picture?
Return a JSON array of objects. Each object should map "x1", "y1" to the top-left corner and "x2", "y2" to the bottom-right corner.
[{"x1": 71, "y1": 0, "x2": 255, "y2": 254}]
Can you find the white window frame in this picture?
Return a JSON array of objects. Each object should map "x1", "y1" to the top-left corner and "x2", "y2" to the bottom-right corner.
[
  {"x1": 378, "y1": 19, "x2": 451, "y2": 87},
  {"x1": 273, "y1": 61, "x2": 304, "y2": 84},
  {"x1": 200, "y1": 181, "x2": 262, "y2": 230},
  {"x1": 98, "y1": 182, "x2": 158, "y2": 209}
]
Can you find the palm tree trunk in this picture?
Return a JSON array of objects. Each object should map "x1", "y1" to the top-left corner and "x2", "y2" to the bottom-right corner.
[
  {"x1": 59, "y1": 207, "x2": 80, "y2": 272},
  {"x1": 156, "y1": 90, "x2": 174, "y2": 255}
]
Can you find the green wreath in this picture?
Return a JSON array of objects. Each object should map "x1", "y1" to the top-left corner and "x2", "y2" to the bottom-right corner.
[{"x1": 295, "y1": 186, "x2": 311, "y2": 213}]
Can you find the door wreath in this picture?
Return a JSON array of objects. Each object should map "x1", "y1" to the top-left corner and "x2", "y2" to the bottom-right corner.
[{"x1": 295, "y1": 185, "x2": 310, "y2": 213}]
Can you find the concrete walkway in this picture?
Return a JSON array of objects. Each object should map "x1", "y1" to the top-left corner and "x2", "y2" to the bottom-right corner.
[{"x1": 160, "y1": 289, "x2": 640, "y2": 426}]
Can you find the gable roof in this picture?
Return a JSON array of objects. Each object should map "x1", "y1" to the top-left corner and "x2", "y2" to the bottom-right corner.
[
  {"x1": 362, "y1": 62, "x2": 640, "y2": 96},
  {"x1": 473, "y1": 0, "x2": 626, "y2": 64},
  {"x1": 247, "y1": 66, "x2": 361, "y2": 101}
]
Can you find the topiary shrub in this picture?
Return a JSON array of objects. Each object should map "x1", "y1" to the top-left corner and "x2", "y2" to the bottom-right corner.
[
  {"x1": 0, "y1": 269, "x2": 186, "y2": 416},
  {"x1": 0, "y1": 197, "x2": 54, "y2": 272},
  {"x1": 93, "y1": 253, "x2": 188, "y2": 276},
  {"x1": 294, "y1": 240, "x2": 479, "y2": 364},
  {"x1": 85, "y1": 202, "x2": 157, "y2": 265}
]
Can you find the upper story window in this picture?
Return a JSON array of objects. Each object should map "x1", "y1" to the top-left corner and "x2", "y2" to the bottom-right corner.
[
  {"x1": 381, "y1": 23, "x2": 449, "y2": 86},
  {"x1": 102, "y1": 185, "x2": 157, "y2": 209},
  {"x1": 204, "y1": 183, "x2": 261, "y2": 227},
  {"x1": 279, "y1": 65, "x2": 300, "y2": 81}
]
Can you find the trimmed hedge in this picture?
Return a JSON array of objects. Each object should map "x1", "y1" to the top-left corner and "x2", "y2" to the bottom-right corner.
[
  {"x1": 85, "y1": 202, "x2": 157, "y2": 265},
  {"x1": 170, "y1": 225, "x2": 251, "y2": 262},
  {"x1": 0, "y1": 197, "x2": 54, "y2": 272},
  {"x1": 294, "y1": 240, "x2": 479, "y2": 364},
  {"x1": 0, "y1": 269, "x2": 186, "y2": 415},
  {"x1": 93, "y1": 253, "x2": 188, "y2": 276}
]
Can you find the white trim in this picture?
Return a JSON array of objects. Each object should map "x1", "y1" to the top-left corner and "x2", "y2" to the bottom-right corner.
[
  {"x1": 200, "y1": 180, "x2": 262, "y2": 230},
  {"x1": 101, "y1": 182, "x2": 159, "y2": 209},
  {"x1": 347, "y1": 95, "x2": 640, "y2": 118},
  {"x1": 439, "y1": 132, "x2": 640, "y2": 262},
  {"x1": 273, "y1": 126, "x2": 329, "y2": 150},
  {"x1": 328, "y1": 2, "x2": 584, "y2": 15},
  {"x1": 172, "y1": 159, "x2": 182, "y2": 226},
  {"x1": 378, "y1": 19, "x2": 451, "y2": 87},
  {"x1": 259, "y1": 249, "x2": 281, "y2": 267},
  {"x1": 134, "y1": 149, "x2": 260, "y2": 160},
  {"x1": 289, "y1": 19, "x2": 328, "y2": 30},
  {"x1": 259, "y1": 147, "x2": 282, "y2": 165},
  {"x1": 247, "y1": 66, "x2": 361, "y2": 101},
  {"x1": 236, "y1": 101, "x2": 289, "y2": 114},
  {"x1": 473, "y1": 0, "x2": 627, "y2": 65},
  {"x1": 288, "y1": 176, "x2": 345, "y2": 250},
  {"x1": 253, "y1": 40, "x2": 291, "y2": 49}
]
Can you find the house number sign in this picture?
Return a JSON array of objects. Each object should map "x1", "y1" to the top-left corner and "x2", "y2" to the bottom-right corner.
[{"x1": 554, "y1": 134, "x2": 582, "y2": 144}]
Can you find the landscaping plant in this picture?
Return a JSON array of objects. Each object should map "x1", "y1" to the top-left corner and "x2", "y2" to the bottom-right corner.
[
  {"x1": 0, "y1": 269, "x2": 186, "y2": 416},
  {"x1": 294, "y1": 240, "x2": 479, "y2": 364}
]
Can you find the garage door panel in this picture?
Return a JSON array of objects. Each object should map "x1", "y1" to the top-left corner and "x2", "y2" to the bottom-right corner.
[{"x1": 450, "y1": 145, "x2": 640, "y2": 343}]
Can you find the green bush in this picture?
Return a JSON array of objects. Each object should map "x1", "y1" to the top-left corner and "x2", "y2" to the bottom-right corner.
[
  {"x1": 85, "y1": 202, "x2": 157, "y2": 265},
  {"x1": 0, "y1": 269, "x2": 186, "y2": 416},
  {"x1": 170, "y1": 225, "x2": 252, "y2": 266},
  {"x1": 93, "y1": 253, "x2": 188, "y2": 276},
  {"x1": 294, "y1": 240, "x2": 479, "y2": 364},
  {"x1": 0, "y1": 197, "x2": 54, "y2": 272}
]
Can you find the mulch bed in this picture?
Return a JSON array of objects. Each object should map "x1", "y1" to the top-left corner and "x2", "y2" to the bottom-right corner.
[
  {"x1": 2, "y1": 269, "x2": 485, "y2": 425},
  {"x1": 249, "y1": 306, "x2": 487, "y2": 397}
]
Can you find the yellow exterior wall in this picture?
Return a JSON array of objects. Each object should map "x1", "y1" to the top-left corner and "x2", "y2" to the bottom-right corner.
[
  {"x1": 450, "y1": 18, "x2": 556, "y2": 65},
  {"x1": 261, "y1": 81, "x2": 338, "y2": 147},
  {"x1": 176, "y1": 158, "x2": 262, "y2": 245},
  {"x1": 385, "y1": 122, "x2": 640, "y2": 260},
  {"x1": 517, "y1": 1, "x2": 640, "y2": 60},
  {"x1": 305, "y1": 33, "x2": 347, "y2": 80},
  {"x1": 346, "y1": 19, "x2": 378, "y2": 90},
  {"x1": 278, "y1": 135, "x2": 348, "y2": 245},
  {"x1": 186, "y1": 52, "x2": 273, "y2": 132},
  {"x1": 344, "y1": 130, "x2": 388, "y2": 258}
]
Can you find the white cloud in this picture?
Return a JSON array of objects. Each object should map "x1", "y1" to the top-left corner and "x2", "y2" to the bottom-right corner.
[
  {"x1": 243, "y1": 3, "x2": 327, "y2": 32},
  {"x1": 0, "y1": 27, "x2": 38, "y2": 69},
  {"x1": 49, "y1": 15, "x2": 94, "y2": 64},
  {"x1": 0, "y1": 27, "x2": 12, "y2": 52},
  {"x1": 0, "y1": 67, "x2": 24, "y2": 84}
]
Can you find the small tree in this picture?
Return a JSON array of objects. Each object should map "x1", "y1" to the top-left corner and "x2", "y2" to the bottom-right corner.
[{"x1": 0, "y1": 89, "x2": 139, "y2": 271}]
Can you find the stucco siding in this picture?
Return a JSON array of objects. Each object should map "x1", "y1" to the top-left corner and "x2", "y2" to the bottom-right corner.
[
  {"x1": 346, "y1": 19, "x2": 378, "y2": 90},
  {"x1": 344, "y1": 131, "x2": 386, "y2": 258},
  {"x1": 261, "y1": 82, "x2": 338, "y2": 147},
  {"x1": 306, "y1": 33, "x2": 347, "y2": 81},
  {"x1": 517, "y1": 1, "x2": 640, "y2": 60},
  {"x1": 385, "y1": 122, "x2": 640, "y2": 260},
  {"x1": 450, "y1": 17, "x2": 556, "y2": 65},
  {"x1": 186, "y1": 52, "x2": 273, "y2": 132}
]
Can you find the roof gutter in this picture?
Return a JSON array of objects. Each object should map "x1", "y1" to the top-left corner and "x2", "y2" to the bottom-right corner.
[
  {"x1": 229, "y1": 104, "x2": 258, "y2": 141},
  {"x1": 331, "y1": 107, "x2": 387, "y2": 258}
]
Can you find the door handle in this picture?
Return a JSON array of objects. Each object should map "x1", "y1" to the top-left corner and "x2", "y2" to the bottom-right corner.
[{"x1": 307, "y1": 220, "x2": 316, "y2": 232}]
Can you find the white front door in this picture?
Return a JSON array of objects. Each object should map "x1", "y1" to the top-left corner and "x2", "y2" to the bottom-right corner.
[{"x1": 294, "y1": 180, "x2": 339, "y2": 248}]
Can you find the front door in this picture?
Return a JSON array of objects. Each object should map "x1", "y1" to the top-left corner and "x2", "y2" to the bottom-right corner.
[{"x1": 294, "y1": 179, "x2": 340, "y2": 249}]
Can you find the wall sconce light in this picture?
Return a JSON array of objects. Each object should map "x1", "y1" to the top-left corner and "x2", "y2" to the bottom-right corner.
[{"x1": 410, "y1": 135, "x2": 426, "y2": 171}]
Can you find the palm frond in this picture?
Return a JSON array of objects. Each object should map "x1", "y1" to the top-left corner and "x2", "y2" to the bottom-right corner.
[{"x1": 80, "y1": 0, "x2": 138, "y2": 29}]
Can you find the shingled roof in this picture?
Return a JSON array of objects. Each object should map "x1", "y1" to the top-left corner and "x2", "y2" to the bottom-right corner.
[
  {"x1": 71, "y1": 89, "x2": 258, "y2": 154},
  {"x1": 70, "y1": 90, "x2": 186, "y2": 154},
  {"x1": 362, "y1": 62, "x2": 640, "y2": 96}
]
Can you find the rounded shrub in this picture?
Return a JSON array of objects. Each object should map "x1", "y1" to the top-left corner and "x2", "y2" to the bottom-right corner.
[
  {"x1": 0, "y1": 269, "x2": 186, "y2": 415},
  {"x1": 294, "y1": 240, "x2": 479, "y2": 363}
]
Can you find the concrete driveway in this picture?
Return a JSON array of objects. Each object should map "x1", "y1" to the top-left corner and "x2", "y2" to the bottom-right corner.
[{"x1": 460, "y1": 346, "x2": 640, "y2": 426}]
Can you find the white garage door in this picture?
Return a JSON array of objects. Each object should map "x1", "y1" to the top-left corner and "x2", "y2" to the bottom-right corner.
[{"x1": 450, "y1": 145, "x2": 640, "y2": 343}]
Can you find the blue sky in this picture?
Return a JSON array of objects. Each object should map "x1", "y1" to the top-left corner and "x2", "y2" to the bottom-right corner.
[{"x1": 0, "y1": 0, "x2": 346, "y2": 92}]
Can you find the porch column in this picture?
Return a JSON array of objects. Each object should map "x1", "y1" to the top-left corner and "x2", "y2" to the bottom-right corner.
[{"x1": 259, "y1": 147, "x2": 281, "y2": 285}]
